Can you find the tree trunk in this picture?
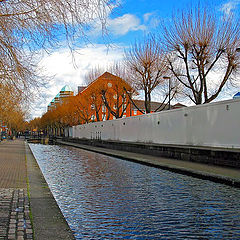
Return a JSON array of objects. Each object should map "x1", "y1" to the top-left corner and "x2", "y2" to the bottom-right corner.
[{"x1": 145, "y1": 91, "x2": 151, "y2": 113}]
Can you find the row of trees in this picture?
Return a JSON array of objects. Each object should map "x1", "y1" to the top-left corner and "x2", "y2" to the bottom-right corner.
[
  {"x1": 38, "y1": 72, "x2": 134, "y2": 135},
  {"x1": 81, "y1": 7, "x2": 240, "y2": 115},
  {"x1": 36, "y1": 5, "x2": 240, "y2": 134},
  {"x1": 0, "y1": 84, "x2": 27, "y2": 135},
  {"x1": 123, "y1": 7, "x2": 240, "y2": 113},
  {"x1": 1, "y1": 1, "x2": 239, "y2": 133}
]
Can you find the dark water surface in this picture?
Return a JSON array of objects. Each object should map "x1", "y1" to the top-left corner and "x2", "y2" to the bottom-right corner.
[{"x1": 29, "y1": 144, "x2": 240, "y2": 239}]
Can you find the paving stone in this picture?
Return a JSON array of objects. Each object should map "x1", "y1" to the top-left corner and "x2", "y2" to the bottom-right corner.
[
  {"x1": 0, "y1": 188, "x2": 33, "y2": 240},
  {"x1": 9, "y1": 224, "x2": 15, "y2": 229},
  {"x1": 0, "y1": 189, "x2": 13, "y2": 239},
  {"x1": 26, "y1": 229, "x2": 33, "y2": 234},
  {"x1": 17, "y1": 231, "x2": 24, "y2": 236},
  {"x1": 7, "y1": 235, "x2": 16, "y2": 240},
  {"x1": 8, "y1": 229, "x2": 15, "y2": 234}
]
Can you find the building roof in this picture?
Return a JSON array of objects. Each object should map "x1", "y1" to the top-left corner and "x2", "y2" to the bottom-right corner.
[
  {"x1": 98, "y1": 71, "x2": 121, "y2": 80},
  {"x1": 60, "y1": 85, "x2": 73, "y2": 92},
  {"x1": 78, "y1": 71, "x2": 132, "y2": 95},
  {"x1": 131, "y1": 100, "x2": 186, "y2": 111},
  {"x1": 131, "y1": 100, "x2": 168, "y2": 111},
  {"x1": 172, "y1": 103, "x2": 187, "y2": 109}
]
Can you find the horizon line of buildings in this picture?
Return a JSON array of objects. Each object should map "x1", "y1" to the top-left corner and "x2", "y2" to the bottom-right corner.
[
  {"x1": 46, "y1": 72, "x2": 240, "y2": 123},
  {"x1": 47, "y1": 72, "x2": 187, "y2": 122}
]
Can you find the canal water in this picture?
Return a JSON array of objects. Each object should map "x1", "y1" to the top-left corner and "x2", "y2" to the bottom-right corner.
[{"x1": 29, "y1": 144, "x2": 240, "y2": 239}]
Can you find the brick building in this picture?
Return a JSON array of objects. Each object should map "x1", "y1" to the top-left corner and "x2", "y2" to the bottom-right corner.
[
  {"x1": 77, "y1": 72, "x2": 133, "y2": 122},
  {"x1": 46, "y1": 73, "x2": 186, "y2": 125}
]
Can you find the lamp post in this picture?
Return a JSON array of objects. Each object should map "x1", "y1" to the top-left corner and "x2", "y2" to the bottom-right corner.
[{"x1": 163, "y1": 76, "x2": 171, "y2": 110}]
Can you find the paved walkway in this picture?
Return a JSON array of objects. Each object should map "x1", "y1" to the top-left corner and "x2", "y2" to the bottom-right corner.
[
  {"x1": 58, "y1": 140, "x2": 240, "y2": 188},
  {"x1": 0, "y1": 139, "x2": 74, "y2": 240},
  {"x1": 0, "y1": 140, "x2": 32, "y2": 240},
  {"x1": 0, "y1": 140, "x2": 27, "y2": 189}
]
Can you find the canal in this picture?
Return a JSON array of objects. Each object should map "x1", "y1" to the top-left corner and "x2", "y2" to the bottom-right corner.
[{"x1": 29, "y1": 143, "x2": 240, "y2": 239}]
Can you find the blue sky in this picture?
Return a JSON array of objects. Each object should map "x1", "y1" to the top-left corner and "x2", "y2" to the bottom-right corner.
[
  {"x1": 99, "y1": 0, "x2": 240, "y2": 44},
  {"x1": 32, "y1": 0, "x2": 240, "y2": 118}
]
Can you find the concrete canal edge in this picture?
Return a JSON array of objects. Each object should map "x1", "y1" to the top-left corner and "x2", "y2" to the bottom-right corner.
[
  {"x1": 56, "y1": 140, "x2": 240, "y2": 188},
  {"x1": 25, "y1": 142, "x2": 75, "y2": 240}
]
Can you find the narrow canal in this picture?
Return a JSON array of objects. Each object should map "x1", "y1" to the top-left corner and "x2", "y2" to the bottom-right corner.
[{"x1": 29, "y1": 144, "x2": 240, "y2": 239}]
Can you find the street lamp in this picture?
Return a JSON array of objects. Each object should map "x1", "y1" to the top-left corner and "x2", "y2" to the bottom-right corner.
[{"x1": 163, "y1": 76, "x2": 171, "y2": 110}]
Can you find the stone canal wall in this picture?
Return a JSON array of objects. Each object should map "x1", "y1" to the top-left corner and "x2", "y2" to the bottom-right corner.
[{"x1": 60, "y1": 137, "x2": 240, "y2": 168}]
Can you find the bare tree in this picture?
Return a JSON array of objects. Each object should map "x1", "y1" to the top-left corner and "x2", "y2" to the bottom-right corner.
[
  {"x1": 84, "y1": 66, "x2": 105, "y2": 85},
  {"x1": 84, "y1": 62, "x2": 127, "y2": 85},
  {"x1": 101, "y1": 77, "x2": 132, "y2": 119},
  {"x1": 124, "y1": 35, "x2": 170, "y2": 113},
  {"x1": 0, "y1": 0, "x2": 118, "y2": 98},
  {"x1": 163, "y1": 6, "x2": 240, "y2": 104}
]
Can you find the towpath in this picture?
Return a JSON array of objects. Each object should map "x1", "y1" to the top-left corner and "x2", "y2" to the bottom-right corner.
[{"x1": 0, "y1": 139, "x2": 74, "y2": 240}]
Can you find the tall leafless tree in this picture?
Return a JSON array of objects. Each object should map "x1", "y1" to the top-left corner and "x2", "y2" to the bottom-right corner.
[
  {"x1": 124, "y1": 35, "x2": 174, "y2": 113},
  {"x1": 163, "y1": 6, "x2": 240, "y2": 104}
]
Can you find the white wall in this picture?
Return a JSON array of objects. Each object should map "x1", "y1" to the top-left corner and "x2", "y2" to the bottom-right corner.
[{"x1": 71, "y1": 98, "x2": 240, "y2": 149}]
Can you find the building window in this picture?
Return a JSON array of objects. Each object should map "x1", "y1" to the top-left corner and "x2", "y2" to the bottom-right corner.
[
  {"x1": 91, "y1": 115, "x2": 95, "y2": 121},
  {"x1": 133, "y1": 109, "x2": 137, "y2": 115},
  {"x1": 123, "y1": 104, "x2": 127, "y2": 113},
  {"x1": 113, "y1": 104, "x2": 117, "y2": 110},
  {"x1": 91, "y1": 104, "x2": 95, "y2": 110},
  {"x1": 102, "y1": 105, "x2": 106, "y2": 113},
  {"x1": 108, "y1": 82, "x2": 112, "y2": 88},
  {"x1": 113, "y1": 94, "x2": 117, "y2": 99}
]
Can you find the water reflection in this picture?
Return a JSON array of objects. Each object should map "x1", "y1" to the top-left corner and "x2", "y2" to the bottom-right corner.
[{"x1": 29, "y1": 144, "x2": 240, "y2": 239}]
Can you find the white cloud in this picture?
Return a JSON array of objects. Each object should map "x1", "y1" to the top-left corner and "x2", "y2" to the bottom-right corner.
[
  {"x1": 108, "y1": 14, "x2": 146, "y2": 35},
  {"x1": 143, "y1": 13, "x2": 154, "y2": 22},
  {"x1": 90, "y1": 13, "x2": 146, "y2": 36},
  {"x1": 221, "y1": 0, "x2": 240, "y2": 15},
  {"x1": 143, "y1": 12, "x2": 161, "y2": 31},
  {"x1": 30, "y1": 44, "x2": 124, "y2": 118}
]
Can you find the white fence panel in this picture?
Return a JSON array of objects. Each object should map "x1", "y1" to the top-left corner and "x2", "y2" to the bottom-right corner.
[{"x1": 71, "y1": 99, "x2": 240, "y2": 149}]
